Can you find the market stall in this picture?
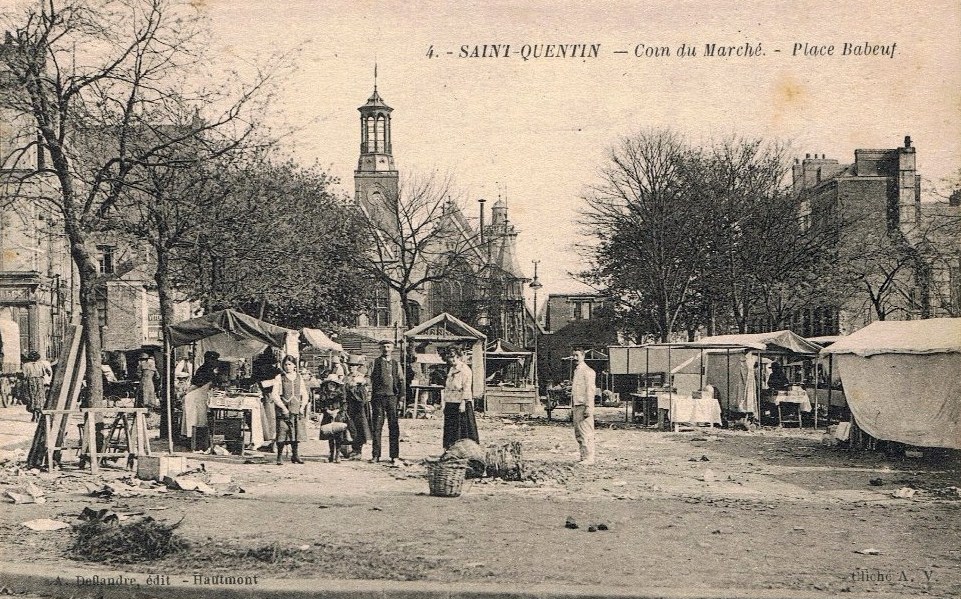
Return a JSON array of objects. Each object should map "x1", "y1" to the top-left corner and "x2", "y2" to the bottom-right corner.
[
  {"x1": 167, "y1": 309, "x2": 298, "y2": 454},
  {"x1": 821, "y1": 318, "x2": 961, "y2": 449},
  {"x1": 404, "y1": 313, "x2": 485, "y2": 412},
  {"x1": 300, "y1": 327, "x2": 343, "y2": 378},
  {"x1": 485, "y1": 340, "x2": 537, "y2": 415},
  {"x1": 609, "y1": 331, "x2": 821, "y2": 428}
]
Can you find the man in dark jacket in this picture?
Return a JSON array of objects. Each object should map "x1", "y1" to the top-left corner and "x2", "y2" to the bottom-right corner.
[{"x1": 369, "y1": 340, "x2": 403, "y2": 463}]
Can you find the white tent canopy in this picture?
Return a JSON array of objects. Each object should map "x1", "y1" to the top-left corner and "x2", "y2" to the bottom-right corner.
[
  {"x1": 301, "y1": 328, "x2": 343, "y2": 352},
  {"x1": 690, "y1": 330, "x2": 821, "y2": 355},
  {"x1": 822, "y1": 318, "x2": 961, "y2": 356},
  {"x1": 822, "y1": 318, "x2": 961, "y2": 449}
]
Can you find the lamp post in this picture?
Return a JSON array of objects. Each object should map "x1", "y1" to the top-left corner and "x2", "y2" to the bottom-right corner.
[{"x1": 529, "y1": 260, "x2": 543, "y2": 392}]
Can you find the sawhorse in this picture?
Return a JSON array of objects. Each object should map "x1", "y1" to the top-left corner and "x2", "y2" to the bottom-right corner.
[{"x1": 79, "y1": 407, "x2": 151, "y2": 474}]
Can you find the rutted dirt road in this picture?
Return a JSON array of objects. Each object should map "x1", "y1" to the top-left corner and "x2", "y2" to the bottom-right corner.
[{"x1": 1, "y1": 405, "x2": 959, "y2": 597}]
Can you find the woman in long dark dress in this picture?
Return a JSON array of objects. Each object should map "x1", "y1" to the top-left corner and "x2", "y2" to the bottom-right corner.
[
  {"x1": 270, "y1": 355, "x2": 309, "y2": 465},
  {"x1": 442, "y1": 346, "x2": 479, "y2": 449}
]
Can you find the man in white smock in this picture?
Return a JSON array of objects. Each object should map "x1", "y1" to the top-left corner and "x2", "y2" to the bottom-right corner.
[{"x1": 570, "y1": 350, "x2": 596, "y2": 465}]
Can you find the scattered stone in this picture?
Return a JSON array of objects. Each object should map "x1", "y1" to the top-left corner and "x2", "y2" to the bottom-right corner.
[
  {"x1": 588, "y1": 525, "x2": 597, "y2": 532},
  {"x1": 564, "y1": 517, "x2": 578, "y2": 530},
  {"x1": 893, "y1": 487, "x2": 917, "y2": 499},
  {"x1": 207, "y1": 474, "x2": 232, "y2": 485},
  {"x1": 869, "y1": 478, "x2": 884, "y2": 486},
  {"x1": 855, "y1": 548, "x2": 881, "y2": 555},
  {"x1": 597, "y1": 523, "x2": 609, "y2": 531},
  {"x1": 22, "y1": 518, "x2": 70, "y2": 531},
  {"x1": 700, "y1": 455, "x2": 710, "y2": 462}
]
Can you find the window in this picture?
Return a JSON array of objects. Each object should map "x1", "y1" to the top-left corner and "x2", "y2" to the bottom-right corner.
[
  {"x1": 97, "y1": 245, "x2": 115, "y2": 275},
  {"x1": 571, "y1": 300, "x2": 592, "y2": 321},
  {"x1": 367, "y1": 283, "x2": 390, "y2": 327},
  {"x1": 95, "y1": 286, "x2": 108, "y2": 327},
  {"x1": 365, "y1": 117, "x2": 376, "y2": 152},
  {"x1": 427, "y1": 260, "x2": 475, "y2": 321},
  {"x1": 404, "y1": 300, "x2": 421, "y2": 327},
  {"x1": 375, "y1": 116, "x2": 385, "y2": 150}
]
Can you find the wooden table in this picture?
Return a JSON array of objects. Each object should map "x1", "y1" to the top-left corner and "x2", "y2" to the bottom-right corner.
[
  {"x1": 408, "y1": 384, "x2": 444, "y2": 418},
  {"x1": 629, "y1": 393, "x2": 658, "y2": 426}
]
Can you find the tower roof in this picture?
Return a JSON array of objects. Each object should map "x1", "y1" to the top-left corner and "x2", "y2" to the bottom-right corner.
[{"x1": 359, "y1": 88, "x2": 392, "y2": 112}]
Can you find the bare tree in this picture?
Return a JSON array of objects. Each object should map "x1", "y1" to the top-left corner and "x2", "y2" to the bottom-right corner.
[
  {"x1": 579, "y1": 129, "x2": 712, "y2": 342},
  {"x1": 0, "y1": 0, "x2": 275, "y2": 409},
  {"x1": 353, "y1": 173, "x2": 483, "y2": 328}
]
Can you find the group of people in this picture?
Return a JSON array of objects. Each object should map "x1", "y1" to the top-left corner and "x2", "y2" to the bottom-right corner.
[
  {"x1": 4, "y1": 351, "x2": 54, "y2": 420},
  {"x1": 246, "y1": 340, "x2": 482, "y2": 466},
  {"x1": 170, "y1": 341, "x2": 602, "y2": 467}
]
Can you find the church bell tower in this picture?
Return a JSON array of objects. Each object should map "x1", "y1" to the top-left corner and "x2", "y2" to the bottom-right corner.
[{"x1": 354, "y1": 68, "x2": 398, "y2": 220}]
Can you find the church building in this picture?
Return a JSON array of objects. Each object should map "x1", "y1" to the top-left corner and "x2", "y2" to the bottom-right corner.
[{"x1": 349, "y1": 81, "x2": 535, "y2": 350}]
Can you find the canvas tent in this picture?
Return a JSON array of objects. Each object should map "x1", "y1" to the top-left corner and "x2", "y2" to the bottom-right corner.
[
  {"x1": 301, "y1": 328, "x2": 343, "y2": 352},
  {"x1": 822, "y1": 318, "x2": 961, "y2": 449},
  {"x1": 404, "y1": 313, "x2": 485, "y2": 400},
  {"x1": 168, "y1": 309, "x2": 298, "y2": 359},
  {"x1": 610, "y1": 331, "x2": 821, "y2": 418}
]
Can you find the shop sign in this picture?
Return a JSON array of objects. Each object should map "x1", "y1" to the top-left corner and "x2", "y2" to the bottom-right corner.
[{"x1": 0, "y1": 287, "x2": 32, "y2": 303}]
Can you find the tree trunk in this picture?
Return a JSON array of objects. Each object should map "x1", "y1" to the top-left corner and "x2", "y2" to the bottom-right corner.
[
  {"x1": 73, "y1": 250, "x2": 104, "y2": 413},
  {"x1": 399, "y1": 289, "x2": 412, "y2": 329},
  {"x1": 155, "y1": 250, "x2": 175, "y2": 440}
]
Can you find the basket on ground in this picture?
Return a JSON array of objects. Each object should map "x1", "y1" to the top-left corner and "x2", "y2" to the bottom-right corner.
[{"x1": 426, "y1": 458, "x2": 469, "y2": 497}]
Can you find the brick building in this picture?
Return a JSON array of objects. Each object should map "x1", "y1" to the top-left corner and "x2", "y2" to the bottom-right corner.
[{"x1": 784, "y1": 136, "x2": 960, "y2": 336}]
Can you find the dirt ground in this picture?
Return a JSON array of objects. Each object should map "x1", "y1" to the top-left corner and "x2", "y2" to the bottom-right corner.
[{"x1": 1, "y1": 404, "x2": 959, "y2": 597}]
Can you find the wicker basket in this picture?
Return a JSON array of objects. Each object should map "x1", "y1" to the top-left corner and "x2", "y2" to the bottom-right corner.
[{"x1": 426, "y1": 459, "x2": 469, "y2": 497}]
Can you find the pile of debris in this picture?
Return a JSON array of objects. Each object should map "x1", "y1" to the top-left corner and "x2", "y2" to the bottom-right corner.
[{"x1": 69, "y1": 507, "x2": 189, "y2": 563}]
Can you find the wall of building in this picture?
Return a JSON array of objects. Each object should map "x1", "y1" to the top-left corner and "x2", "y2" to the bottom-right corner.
[{"x1": 545, "y1": 294, "x2": 607, "y2": 333}]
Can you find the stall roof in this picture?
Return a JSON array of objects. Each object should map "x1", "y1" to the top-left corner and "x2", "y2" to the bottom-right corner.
[
  {"x1": 301, "y1": 328, "x2": 343, "y2": 352},
  {"x1": 404, "y1": 312, "x2": 486, "y2": 341},
  {"x1": 689, "y1": 330, "x2": 820, "y2": 355},
  {"x1": 487, "y1": 340, "x2": 532, "y2": 358},
  {"x1": 168, "y1": 309, "x2": 295, "y2": 348},
  {"x1": 561, "y1": 348, "x2": 609, "y2": 361},
  {"x1": 822, "y1": 318, "x2": 961, "y2": 357},
  {"x1": 807, "y1": 335, "x2": 845, "y2": 347}
]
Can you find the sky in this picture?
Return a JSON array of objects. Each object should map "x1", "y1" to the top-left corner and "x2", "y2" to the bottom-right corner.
[{"x1": 10, "y1": 0, "x2": 961, "y2": 303}]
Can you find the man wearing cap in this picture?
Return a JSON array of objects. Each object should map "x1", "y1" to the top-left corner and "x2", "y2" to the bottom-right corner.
[
  {"x1": 369, "y1": 340, "x2": 403, "y2": 463},
  {"x1": 571, "y1": 349, "x2": 596, "y2": 465}
]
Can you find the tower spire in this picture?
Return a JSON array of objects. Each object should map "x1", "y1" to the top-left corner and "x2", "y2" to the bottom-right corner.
[{"x1": 374, "y1": 61, "x2": 378, "y2": 92}]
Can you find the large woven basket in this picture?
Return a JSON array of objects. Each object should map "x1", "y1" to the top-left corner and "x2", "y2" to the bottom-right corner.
[{"x1": 426, "y1": 459, "x2": 469, "y2": 497}]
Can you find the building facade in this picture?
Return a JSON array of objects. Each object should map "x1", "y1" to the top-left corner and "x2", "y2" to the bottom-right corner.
[
  {"x1": 1, "y1": 43, "x2": 192, "y2": 361},
  {"x1": 785, "y1": 136, "x2": 960, "y2": 336},
  {"x1": 543, "y1": 293, "x2": 608, "y2": 333}
]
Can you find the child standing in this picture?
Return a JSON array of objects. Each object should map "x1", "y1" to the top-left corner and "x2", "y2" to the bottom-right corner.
[{"x1": 319, "y1": 393, "x2": 352, "y2": 463}]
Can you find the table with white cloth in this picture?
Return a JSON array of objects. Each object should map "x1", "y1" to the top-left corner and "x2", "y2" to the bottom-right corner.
[
  {"x1": 207, "y1": 392, "x2": 265, "y2": 450},
  {"x1": 773, "y1": 388, "x2": 813, "y2": 412},
  {"x1": 657, "y1": 393, "x2": 722, "y2": 431},
  {"x1": 771, "y1": 387, "x2": 811, "y2": 427}
]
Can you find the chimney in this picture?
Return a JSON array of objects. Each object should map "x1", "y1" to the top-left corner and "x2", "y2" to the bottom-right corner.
[
  {"x1": 904, "y1": 135, "x2": 912, "y2": 149},
  {"x1": 478, "y1": 198, "x2": 486, "y2": 246}
]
